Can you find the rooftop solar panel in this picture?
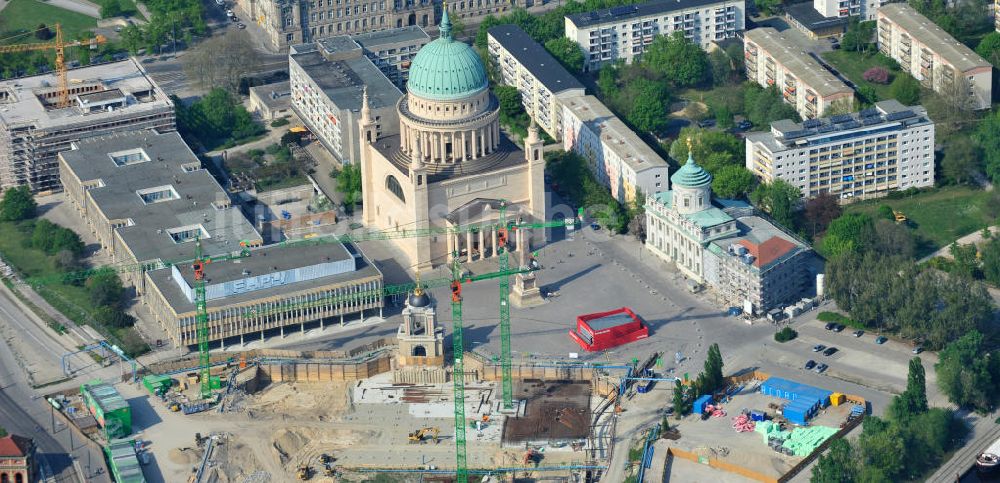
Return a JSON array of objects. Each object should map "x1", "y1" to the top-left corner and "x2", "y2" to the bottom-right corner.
[
  {"x1": 802, "y1": 119, "x2": 821, "y2": 128},
  {"x1": 817, "y1": 124, "x2": 835, "y2": 133},
  {"x1": 610, "y1": 5, "x2": 635, "y2": 16},
  {"x1": 860, "y1": 108, "x2": 879, "y2": 118},
  {"x1": 840, "y1": 120, "x2": 861, "y2": 129},
  {"x1": 830, "y1": 114, "x2": 853, "y2": 123},
  {"x1": 885, "y1": 110, "x2": 915, "y2": 121},
  {"x1": 862, "y1": 117, "x2": 881, "y2": 126}
]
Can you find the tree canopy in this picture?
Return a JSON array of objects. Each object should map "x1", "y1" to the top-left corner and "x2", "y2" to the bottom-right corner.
[
  {"x1": 935, "y1": 330, "x2": 1000, "y2": 411},
  {"x1": 544, "y1": 37, "x2": 585, "y2": 73},
  {"x1": 0, "y1": 186, "x2": 37, "y2": 222},
  {"x1": 711, "y1": 165, "x2": 757, "y2": 200},
  {"x1": 820, "y1": 212, "x2": 874, "y2": 258},
  {"x1": 976, "y1": 31, "x2": 1000, "y2": 67},
  {"x1": 641, "y1": 32, "x2": 709, "y2": 88},
  {"x1": 749, "y1": 179, "x2": 800, "y2": 230},
  {"x1": 743, "y1": 84, "x2": 800, "y2": 127},
  {"x1": 174, "y1": 89, "x2": 264, "y2": 150}
]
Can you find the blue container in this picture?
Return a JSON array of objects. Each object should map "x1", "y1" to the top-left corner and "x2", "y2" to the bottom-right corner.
[
  {"x1": 693, "y1": 395, "x2": 714, "y2": 415},
  {"x1": 750, "y1": 410, "x2": 766, "y2": 422}
]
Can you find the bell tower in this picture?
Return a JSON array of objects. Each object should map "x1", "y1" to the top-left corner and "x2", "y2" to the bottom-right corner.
[
  {"x1": 396, "y1": 278, "x2": 444, "y2": 367},
  {"x1": 359, "y1": 87, "x2": 377, "y2": 226}
]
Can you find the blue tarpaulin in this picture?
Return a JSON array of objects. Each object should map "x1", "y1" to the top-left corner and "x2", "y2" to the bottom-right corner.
[{"x1": 693, "y1": 394, "x2": 713, "y2": 414}]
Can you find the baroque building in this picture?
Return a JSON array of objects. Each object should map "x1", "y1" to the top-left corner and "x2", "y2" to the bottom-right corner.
[{"x1": 358, "y1": 11, "x2": 546, "y2": 270}]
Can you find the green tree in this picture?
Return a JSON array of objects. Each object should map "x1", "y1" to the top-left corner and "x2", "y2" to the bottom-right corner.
[
  {"x1": 0, "y1": 186, "x2": 37, "y2": 222},
  {"x1": 749, "y1": 179, "x2": 800, "y2": 230},
  {"x1": 544, "y1": 37, "x2": 584, "y2": 73},
  {"x1": 86, "y1": 269, "x2": 126, "y2": 309},
  {"x1": 820, "y1": 213, "x2": 874, "y2": 258},
  {"x1": 701, "y1": 343, "x2": 724, "y2": 394},
  {"x1": 949, "y1": 242, "x2": 981, "y2": 279},
  {"x1": 744, "y1": 84, "x2": 800, "y2": 127},
  {"x1": 877, "y1": 204, "x2": 895, "y2": 221},
  {"x1": 857, "y1": 416, "x2": 906, "y2": 478},
  {"x1": 100, "y1": 0, "x2": 123, "y2": 18},
  {"x1": 754, "y1": 0, "x2": 783, "y2": 15},
  {"x1": 941, "y1": 138, "x2": 982, "y2": 185},
  {"x1": 597, "y1": 65, "x2": 619, "y2": 97},
  {"x1": 935, "y1": 330, "x2": 999, "y2": 411},
  {"x1": 842, "y1": 19, "x2": 876, "y2": 53},
  {"x1": 803, "y1": 193, "x2": 842, "y2": 238},
  {"x1": 668, "y1": 128, "x2": 743, "y2": 175},
  {"x1": 34, "y1": 24, "x2": 53, "y2": 41},
  {"x1": 889, "y1": 357, "x2": 928, "y2": 422},
  {"x1": 336, "y1": 163, "x2": 363, "y2": 212},
  {"x1": 712, "y1": 165, "x2": 756, "y2": 199},
  {"x1": 811, "y1": 439, "x2": 858, "y2": 483},
  {"x1": 982, "y1": 238, "x2": 1000, "y2": 286},
  {"x1": 974, "y1": 109, "x2": 1000, "y2": 185},
  {"x1": 625, "y1": 79, "x2": 668, "y2": 133},
  {"x1": 495, "y1": 85, "x2": 523, "y2": 120},
  {"x1": 120, "y1": 25, "x2": 145, "y2": 55},
  {"x1": 642, "y1": 32, "x2": 709, "y2": 87},
  {"x1": 976, "y1": 31, "x2": 1000, "y2": 67},
  {"x1": 890, "y1": 74, "x2": 922, "y2": 105}
]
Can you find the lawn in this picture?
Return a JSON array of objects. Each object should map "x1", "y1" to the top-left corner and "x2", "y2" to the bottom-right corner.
[
  {"x1": 0, "y1": 0, "x2": 98, "y2": 44},
  {"x1": 821, "y1": 50, "x2": 901, "y2": 102},
  {"x1": 844, "y1": 186, "x2": 998, "y2": 256},
  {"x1": 0, "y1": 221, "x2": 148, "y2": 356}
]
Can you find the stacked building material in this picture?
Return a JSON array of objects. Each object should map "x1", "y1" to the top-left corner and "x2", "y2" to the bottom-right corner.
[
  {"x1": 732, "y1": 412, "x2": 756, "y2": 432},
  {"x1": 781, "y1": 426, "x2": 839, "y2": 456}
]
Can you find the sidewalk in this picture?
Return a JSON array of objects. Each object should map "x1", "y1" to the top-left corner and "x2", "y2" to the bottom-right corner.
[{"x1": 918, "y1": 226, "x2": 999, "y2": 264}]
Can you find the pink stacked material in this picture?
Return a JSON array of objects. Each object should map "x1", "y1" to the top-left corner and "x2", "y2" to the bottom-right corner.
[
  {"x1": 732, "y1": 413, "x2": 756, "y2": 432},
  {"x1": 705, "y1": 404, "x2": 727, "y2": 418}
]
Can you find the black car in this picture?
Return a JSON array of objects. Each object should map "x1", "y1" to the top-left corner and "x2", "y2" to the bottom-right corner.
[
  {"x1": 823, "y1": 347, "x2": 838, "y2": 356},
  {"x1": 824, "y1": 322, "x2": 836, "y2": 330},
  {"x1": 804, "y1": 360, "x2": 817, "y2": 370},
  {"x1": 853, "y1": 330, "x2": 865, "y2": 337},
  {"x1": 814, "y1": 363, "x2": 829, "y2": 374},
  {"x1": 697, "y1": 119, "x2": 716, "y2": 128},
  {"x1": 832, "y1": 324, "x2": 845, "y2": 333},
  {"x1": 737, "y1": 120, "x2": 752, "y2": 130}
]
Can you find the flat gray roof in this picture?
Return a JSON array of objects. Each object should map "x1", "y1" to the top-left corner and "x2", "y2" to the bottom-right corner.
[
  {"x1": 878, "y1": 3, "x2": 990, "y2": 73},
  {"x1": 353, "y1": 25, "x2": 430, "y2": 49},
  {"x1": 785, "y1": 3, "x2": 848, "y2": 31},
  {"x1": 488, "y1": 24, "x2": 585, "y2": 94},
  {"x1": 59, "y1": 131, "x2": 262, "y2": 263},
  {"x1": 745, "y1": 28, "x2": 853, "y2": 98},
  {"x1": 146, "y1": 242, "x2": 383, "y2": 314},
  {"x1": 0, "y1": 58, "x2": 172, "y2": 130},
  {"x1": 567, "y1": 0, "x2": 737, "y2": 28},
  {"x1": 249, "y1": 81, "x2": 291, "y2": 110},
  {"x1": 748, "y1": 100, "x2": 931, "y2": 152},
  {"x1": 290, "y1": 43, "x2": 401, "y2": 113},
  {"x1": 561, "y1": 95, "x2": 669, "y2": 174}
]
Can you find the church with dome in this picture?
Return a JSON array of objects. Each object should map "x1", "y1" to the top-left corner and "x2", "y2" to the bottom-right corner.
[
  {"x1": 645, "y1": 141, "x2": 814, "y2": 314},
  {"x1": 358, "y1": 9, "x2": 545, "y2": 270}
]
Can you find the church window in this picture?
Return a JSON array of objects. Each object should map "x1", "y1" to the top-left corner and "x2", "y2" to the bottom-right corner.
[
  {"x1": 698, "y1": 197, "x2": 703, "y2": 207},
  {"x1": 683, "y1": 198, "x2": 689, "y2": 208},
  {"x1": 386, "y1": 175, "x2": 406, "y2": 202}
]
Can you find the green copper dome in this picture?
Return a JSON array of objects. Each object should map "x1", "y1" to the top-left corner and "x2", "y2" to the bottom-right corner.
[
  {"x1": 406, "y1": 9, "x2": 488, "y2": 101},
  {"x1": 671, "y1": 150, "x2": 713, "y2": 188}
]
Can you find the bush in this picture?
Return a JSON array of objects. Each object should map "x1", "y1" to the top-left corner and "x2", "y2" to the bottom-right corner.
[
  {"x1": 863, "y1": 67, "x2": 890, "y2": 84},
  {"x1": 817, "y1": 311, "x2": 863, "y2": 328},
  {"x1": 774, "y1": 327, "x2": 798, "y2": 342},
  {"x1": 270, "y1": 117, "x2": 290, "y2": 128}
]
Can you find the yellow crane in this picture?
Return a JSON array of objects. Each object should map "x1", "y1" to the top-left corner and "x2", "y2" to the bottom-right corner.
[{"x1": 0, "y1": 24, "x2": 106, "y2": 108}]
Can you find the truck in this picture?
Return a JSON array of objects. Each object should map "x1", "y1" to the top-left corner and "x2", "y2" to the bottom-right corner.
[{"x1": 636, "y1": 369, "x2": 655, "y2": 394}]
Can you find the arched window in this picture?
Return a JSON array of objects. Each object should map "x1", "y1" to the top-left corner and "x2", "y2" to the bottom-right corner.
[{"x1": 386, "y1": 175, "x2": 406, "y2": 202}]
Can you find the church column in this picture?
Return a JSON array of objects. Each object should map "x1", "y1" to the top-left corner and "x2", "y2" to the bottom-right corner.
[
  {"x1": 478, "y1": 229, "x2": 485, "y2": 261},
  {"x1": 491, "y1": 227, "x2": 498, "y2": 258},
  {"x1": 441, "y1": 132, "x2": 449, "y2": 163},
  {"x1": 494, "y1": 122, "x2": 500, "y2": 150},
  {"x1": 461, "y1": 131, "x2": 467, "y2": 160},
  {"x1": 431, "y1": 132, "x2": 439, "y2": 162},
  {"x1": 466, "y1": 231, "x2": 473, "y2": 263},
  {"x1": 471, "y1": 128, "x2": 479, "y2": 158},
  {"x1": 401, "y1": 124, "x2": 409, "y2": 153}
]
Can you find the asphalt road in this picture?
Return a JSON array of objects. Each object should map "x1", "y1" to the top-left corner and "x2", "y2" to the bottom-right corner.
[{"x1": 0, "y1": 327, "x2": 111, "y2": 483}]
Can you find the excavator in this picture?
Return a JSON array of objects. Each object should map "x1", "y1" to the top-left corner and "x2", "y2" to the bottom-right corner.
[
  {"x1": 408, "y1": 427, "x2": 440, "y2": 444},
  {"x1": 296, "y1": 464, "x2": 311, "y2": 480}
]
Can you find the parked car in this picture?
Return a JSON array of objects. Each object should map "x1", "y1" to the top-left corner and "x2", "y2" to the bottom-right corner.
[
  {"x1": 814, "y1": 363, "x2": 828, "y2": 374},
  {"x1": 812, "y1": 344, "x2": 826, "y2": 352},
  {"x1": 824, "y1": 322, "x2": 836, "y2": 330},
  {"x1": 737, "y1": 120, "x2": 752, "y2": 130},
  {"x1": 912, "y1": 346, "x2": 923, "y2": 354},
  {"x1": 697, "y1": 119, "x2": 716, "y2": 128},
  {"x1": 853, "y1": 330, "x2": 864, "y2": 338},
  {"x1": 804, "y1": 360, "x2": 817, "y2": 370},
  {"x1": 875, "y1": 336, "x2": 888, "y2": 345},
  {"x1": 238, "y1": 23, "x2": 246, "y2": 29},
  {"x1": 832, "y1": 324, "x2": 845, "y2": 333},
  {"x1": 226, "y1": 9, "x2": 234, "y2": 16},
  {"x1": 823, "y1": 347, "x2": 838, "y2": 356}
]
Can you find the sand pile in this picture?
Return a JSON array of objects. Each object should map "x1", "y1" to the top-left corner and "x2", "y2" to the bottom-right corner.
[{"x1": 168, "y1": 447, "x2": 201, "y2": 466}]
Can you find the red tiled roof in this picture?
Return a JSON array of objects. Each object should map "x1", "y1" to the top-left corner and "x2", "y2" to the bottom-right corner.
[
  {"x1": 739, "y1": 236, "x2": 797, "y2": 268},
  {"x1": 0, "y1": 435, "x2": 32, "y2": 457}
]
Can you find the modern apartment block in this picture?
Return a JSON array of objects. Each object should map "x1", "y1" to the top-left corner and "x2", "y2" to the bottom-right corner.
[
  {"x1": 59, "y1": 131, "x2": 384, "y2": 347},
  {"x1": 744, "y1": 28, "x2": 855, "y2": 120},
  {"x1": 813, "y1": 0, "x2": 887, "y2": 20},
  {"x1": 289, "y1": 39, "x2": 402, "y2": 164},
  {"x1": 0, "y1": 59, "x2": 175, "y2": 194},
  {"x1": 561, "y1": 96, "x2": 669, "y2": 204},
  {"x1": 233, "y1": 0, "x2": 435, "y2": 51},
  {"x1": 877, "y1": 3, "x2": 992, "y2": 110},
  {"x1": 564, "y1": 0, "x2": 745, "y2": 72},
  {"x1": 745, "y1": 100, "x2": 935, "y2": 202},
  {"x1": 487, "y1": 25, "x2": 586, "y2": 141}
]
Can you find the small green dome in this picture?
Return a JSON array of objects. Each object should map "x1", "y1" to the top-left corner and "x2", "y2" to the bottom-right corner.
[
  {"x1": 671, "y1": 151, "x2": 713, "y2": 188},
  {"x1": 406, "y1": 9, "x2": 488, "y2": 101}
]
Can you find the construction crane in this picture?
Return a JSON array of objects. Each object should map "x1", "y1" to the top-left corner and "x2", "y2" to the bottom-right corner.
[
  {"x1": 496, "y1": 201, "x2": 514, "y2": 410},
  {"x1": 449, "y1": 256, "x2": 469, "y2": 483},
  {"x1": 0, "y1": 24, "x2": 106, "y2": 108}
]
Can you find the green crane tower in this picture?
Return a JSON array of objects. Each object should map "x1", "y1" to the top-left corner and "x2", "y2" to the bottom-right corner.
[
  {"x1": 191, "y1": 238, "x2": 212, "y2": 400},
  {"x1": 497, "y1": 201, "x2": 514, "y2": 410},
  {"x1": 449, "y1": 257, "x2": 469, "y2": 483}
]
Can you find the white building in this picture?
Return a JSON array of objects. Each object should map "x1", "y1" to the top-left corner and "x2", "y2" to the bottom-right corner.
[
  {"x1": 877, "y1": 3, "x2": 992, "y2": 111},
  {"x1": 645, "y1": 148, "x2": 813, "y2": 313},
  {"x1": 487, "y1": 24, "x2": 586, "y2": 141},
  {"x1": 744, "y1": 28, "x2": 855, "y2": 120},
  {"x1": 289, "y1": 39, "x2": 402, "y2": 165},
  {"x1": 745, "y1": 100, "x2": 935, "y2": 202},
  {"x1": 561, "y1": 96, "x2": 669, "y2": 205},
  {"x1": 813, "y1": 0, "x2": 887, "y2": 20},
  {"x1": 564, "y1": 0, "x2": 745, "y2": 72}
]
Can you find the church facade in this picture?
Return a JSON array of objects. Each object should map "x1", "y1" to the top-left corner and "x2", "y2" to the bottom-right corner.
[{"x1": 358, "y1": 10, "x2": 546, "y2": 270}]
